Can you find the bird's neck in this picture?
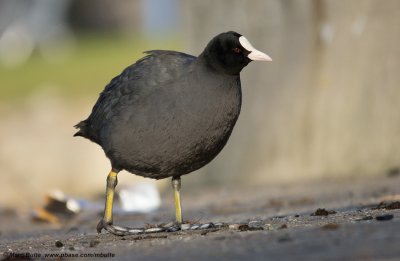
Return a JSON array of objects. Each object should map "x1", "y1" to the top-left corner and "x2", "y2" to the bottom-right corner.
[{"x1": 195, "y1": 54, "x2": 240, "y2": 82}]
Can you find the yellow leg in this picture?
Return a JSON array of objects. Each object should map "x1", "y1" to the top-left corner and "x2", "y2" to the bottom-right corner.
[
  {"x1": 97, "y1": 170, "x2": 118, "y2": 233},
  {"x1": 172, "y1": 177, "x2": 182, "y2": 224}
]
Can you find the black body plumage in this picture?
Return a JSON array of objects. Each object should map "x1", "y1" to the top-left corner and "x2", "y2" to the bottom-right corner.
[{"x1": 75, "y1": 32, "x2": 254, "y2": 179}]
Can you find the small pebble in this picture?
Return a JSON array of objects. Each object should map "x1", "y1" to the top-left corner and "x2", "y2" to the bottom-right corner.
[
  {"x1": 55, "y1": 240, "x2": 63, "y2": 248},
  {"x1": 278, "y1": 224, "x2": 288, "y2": 229},
  {"x1": 270, "y1": 224, "x2": 285, "y2": 230},
  {"x1": 248, "y1": 220, "x2": 264, "y2": 230},
  {"x1": 89, "y1": 240, "x2": 99, "y2": 248},
  {"x1": 376, "y1": 214, "x2": 394, "y2": 221},
  {"x1": 311, "y1": 208, "x2": 336, "y2": 216},
  {"x1": 238, "y1": 224, "x2": 250, "y2": 231},
  {"x1": 264, "y1": 223, "x2": 272, "y2": 230}
]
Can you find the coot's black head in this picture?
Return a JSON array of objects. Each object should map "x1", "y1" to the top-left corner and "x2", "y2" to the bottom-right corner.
[{"x1": 200, "y1": 31, "x2": 272, "y2": 75}]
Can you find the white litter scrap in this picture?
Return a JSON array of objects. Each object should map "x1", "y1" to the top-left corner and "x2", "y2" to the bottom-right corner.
[{"x1": 119, "y1": 182, "x2": 161, "y2": 213}]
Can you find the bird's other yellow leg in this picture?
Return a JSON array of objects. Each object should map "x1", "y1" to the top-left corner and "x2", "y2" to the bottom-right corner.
[
  {"x1": 97, "y1": 170, "x2": 118, "y2": 233},
  {"x1": 172, "y1": 176, "x2": 183, "y2": 224}
]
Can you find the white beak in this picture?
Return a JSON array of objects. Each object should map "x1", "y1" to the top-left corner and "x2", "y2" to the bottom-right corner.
[{"x1": 239, "y1": 36, "x2": 272, "y2": 62}]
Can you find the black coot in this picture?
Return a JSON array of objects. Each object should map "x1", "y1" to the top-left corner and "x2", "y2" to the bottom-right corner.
[{"x1": 74, "y1": 31, "x2": 271, "y2": 235}]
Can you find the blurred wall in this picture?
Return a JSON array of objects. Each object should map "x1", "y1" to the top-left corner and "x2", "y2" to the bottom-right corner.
[
  {"x1": 181, "y1": 0, "x2": 400, "y2": 185},
  {"x1": 69, "y1": 0, "x2": 141, "y2": 33}
]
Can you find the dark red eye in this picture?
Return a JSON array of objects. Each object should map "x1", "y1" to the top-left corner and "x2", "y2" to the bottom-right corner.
[{"x1": 233, "y1": 47, "x2": 242, "y2": 54}]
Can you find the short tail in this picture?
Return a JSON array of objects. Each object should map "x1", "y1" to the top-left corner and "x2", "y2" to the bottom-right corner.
[{"x1": 73, "y1": 120, "x2": 88, "y2": 137}]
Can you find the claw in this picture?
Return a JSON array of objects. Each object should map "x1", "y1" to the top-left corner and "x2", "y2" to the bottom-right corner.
[{"x1": 96, "y1": 219, "x2": 112, "y2": 234}]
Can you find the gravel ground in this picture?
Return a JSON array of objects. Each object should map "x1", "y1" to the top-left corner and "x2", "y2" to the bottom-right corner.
[{"x1": 1, "y1": 175, "x2": 399, "y2": 260}]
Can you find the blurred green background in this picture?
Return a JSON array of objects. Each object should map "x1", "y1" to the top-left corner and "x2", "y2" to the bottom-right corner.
[{"x1": 1, "y1": 0, "x2": 399, "y2": 208}]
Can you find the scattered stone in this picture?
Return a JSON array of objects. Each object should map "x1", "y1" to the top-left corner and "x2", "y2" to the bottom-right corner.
[
  {"x1": 311, "y1": 208, "x2": 337, "y2": 216},
  {"x1": 264, "y1": 223, "x2": 272, "y2": 230},
  {"x1": 269, "y1": 224, "x2": 284, "y2": 230},
  {"x1": 69, "y1": 246, "x2": 75, "y2": 251},
  {"x1": 229, "y1": 222, "x2": 273, "y2": 231},
  {"x1": 321, "y1": 223, "x2": 340, "y2": 230},
  {"x1": 55, "y1": 240, "x2": 63, "y2": 248},
  {"x1": 375, "y1": 214, "x2": 394, "y2": 221},
  {"x1": 229, "y1": 223, "x2": 251, "y2": 231},
  {"x1": 238, "y1": 224, "x2": 250, "y2": 231},
  {"x1": 278, "y1": 224, "x2": 288, "y2": 229},
  {"x1": 89, "y1": 240, "x2": 99, "y2": 248},
  {"x1": 248, "y1": 220, "x2": 264, "y2": 230}
]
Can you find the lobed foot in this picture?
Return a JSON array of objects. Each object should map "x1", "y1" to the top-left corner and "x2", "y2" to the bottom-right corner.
[{"x1": 97, "y1": 219, "x2": 225, "y2": 236}]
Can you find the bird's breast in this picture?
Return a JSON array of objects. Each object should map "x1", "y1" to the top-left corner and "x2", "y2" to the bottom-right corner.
[{"x1": 165, "y1": 77, "x2": 242, "y2": 157}]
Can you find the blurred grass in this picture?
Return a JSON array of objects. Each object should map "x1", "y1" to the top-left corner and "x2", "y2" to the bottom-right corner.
[{"x1": 0, "y1": 34, "x2": 181, "y2": 102}]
